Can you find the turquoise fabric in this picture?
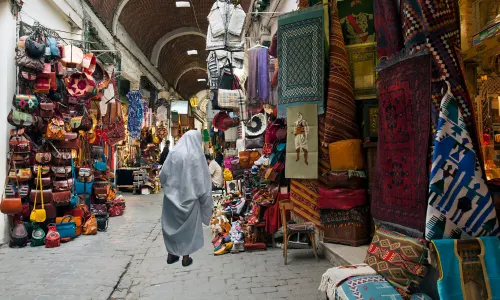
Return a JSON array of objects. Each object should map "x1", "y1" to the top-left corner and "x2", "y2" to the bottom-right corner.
[{"x1": 480, "y1": 237, "x2": 500, "y2": 299}]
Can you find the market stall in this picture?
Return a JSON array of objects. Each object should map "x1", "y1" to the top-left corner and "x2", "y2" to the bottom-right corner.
[{"x1": 0, "y1": 22, "x2": 127, "y2": 248}]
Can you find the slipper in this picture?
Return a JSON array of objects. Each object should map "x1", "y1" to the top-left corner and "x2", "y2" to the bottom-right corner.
[
  {"x1": 167, "y1": 254, "x2": 179, "y2": 264},
  {"x1": 182, "y1": 257, "x2": 193, "y2": 267}
]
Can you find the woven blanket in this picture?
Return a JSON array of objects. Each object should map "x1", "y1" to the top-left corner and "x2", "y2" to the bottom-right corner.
[
  {"x1": 290, "y1": 179, "x2": 324, "y2": 227},
  {"x1": 372, "y1": 53, "x2": 431, "y2": 233},
  {"x1": 324, "y1": 3, "x2": 359, "y2": 145},
  {"x1": 318, "y1": 264, "x2": 377, "y2": 299},
  {"x1": 277, "y1": 6, "x2": 325, "y2": 118},
  {"x1": 374, "y1": 0, "x2": 403, "y2": 59},
  {"x1": 320, "y1": 206, "x2": 369, "y2": 228},
  {"x1": 127, "y1": 90, "x2": 143, "y2": 139},
  {"x1": 426, "y1": 87, "x2": 500, "y2": 240},
  {"x1": 402, "y1": 0, "x2": 480, "y2": 151}
]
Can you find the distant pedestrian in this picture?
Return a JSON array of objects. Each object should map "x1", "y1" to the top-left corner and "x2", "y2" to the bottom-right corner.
[
  {"x1": 215, "y1": 151, "x2": 224, "y2": 167},
  {"x1": 206, "y1": 154, "x2": 224, "y2": 190},
  {"x1": 159, "y1": 140, "x2": 171, "y2": 166},
  {"x1": 159, "y1": 131, "x2": 212, "y2": 267}
]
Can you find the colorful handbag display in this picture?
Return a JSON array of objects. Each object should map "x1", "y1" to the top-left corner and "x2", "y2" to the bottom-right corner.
[
  {"x1": 8, "y1": 166, "x2": 32, "y2": 183},
  {"x1": 15, "y1": 48, "x2": 44, "y2": 71},
  {"x1": 51, "y1": 166, "x2": 72, "y2": 177},
  {"x1": 83, "y1": 214, "x2": 97, "y2": 235},
  {"x1": 13, "y1": 94, "x2": 39, "y2": 112},
  {"x1": 45, "y1": 118, "x2": 66, "y2": 140},
  {"x1": 33, "y1": 165, "x2": 50, "y2": 176},
  {"x1": 75, "y1": 180, "x2": 93, "y2": 195},
  {"x1": 53, "y1": 179, "x2": 74, "y2": 192},
  {"x1": 93, "y1": 153, "x2": 107, "y2": 172},
  {"x1": 328, "y1": 139, "x2": 365, "y2": 171},
  {"x1": 57, "y1": 215, "x2": 82, "y2": 236},
  {"x1": 52, "y1": 151, "x2": 72, "y2": 165},
  {"x1": 1, "y1": 165, "x2": 22, "y2": 214},
  {"x1": 318, "y1": 188, "x2": 368, "y2": 210},
  {"x1": 56, "y1": 133, "x2": 79, "y2": 149}
]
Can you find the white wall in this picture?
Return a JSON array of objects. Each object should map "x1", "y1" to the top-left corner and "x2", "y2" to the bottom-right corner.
[{"x1": 0, "y1": 0, "x2": 17, "y2": 244}]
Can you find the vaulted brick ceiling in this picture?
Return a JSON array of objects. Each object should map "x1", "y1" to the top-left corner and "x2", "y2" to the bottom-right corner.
[{"x1": 88, "y1": 0, "x2": 250, "y2": 98}]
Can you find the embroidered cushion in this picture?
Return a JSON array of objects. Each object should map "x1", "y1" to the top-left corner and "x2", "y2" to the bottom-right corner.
[{"x1": 364, "y1": 228, "x2": 429, "y2": 297}]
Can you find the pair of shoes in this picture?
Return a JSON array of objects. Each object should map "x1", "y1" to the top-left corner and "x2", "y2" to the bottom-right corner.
[
  {"x1": 167, "y1": 254, "x2": 179, "y2": 264},
  {"x1": 214, "y1": 242, "x2": 233, "y2": 256}
]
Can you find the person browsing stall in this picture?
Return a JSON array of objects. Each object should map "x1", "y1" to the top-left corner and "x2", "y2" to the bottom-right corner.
[{"x1": 206, "y1": 154, "x2": 224, "y2": 190}]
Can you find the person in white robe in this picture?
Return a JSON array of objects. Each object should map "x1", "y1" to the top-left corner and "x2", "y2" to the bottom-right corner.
[{"x1": 159, "y1": 130, "x2": 213, "y2": 267}]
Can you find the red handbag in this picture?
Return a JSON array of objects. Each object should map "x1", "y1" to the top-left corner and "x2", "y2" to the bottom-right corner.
[
  {"x1": 108, "y1": 204, "x2": 123, "y2": 217},
  {"x1": 318, "y1": 188, "x2": 367, "y2": 210}
]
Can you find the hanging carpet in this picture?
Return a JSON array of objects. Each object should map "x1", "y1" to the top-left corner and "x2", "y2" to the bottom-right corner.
[
  {"x1": 290, "y1": 179, "x2": 324, "y2": 227},
  {"x1": 426, "y1": 84, "x2": 500, "y2": 240},
  {"x1": 277, "y1": 5, "x2": 325, "y2": 118},
  {"x1": 323, "y1": 2, "x2": 359, "y2": 145},
  {"x1": 374, "y1": 0, "x2": 403, "y2": 59},
  {"x1": 401, "y1": 0, "x2": 480, "y2": 151},
  {"x1": 371, "y1": 52, "x2": 431, "y2": 233}
]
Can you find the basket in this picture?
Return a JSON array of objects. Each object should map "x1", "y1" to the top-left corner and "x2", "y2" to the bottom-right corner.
[{"x1": 322, "y1": 209, "x2": 371, "y2": 247}]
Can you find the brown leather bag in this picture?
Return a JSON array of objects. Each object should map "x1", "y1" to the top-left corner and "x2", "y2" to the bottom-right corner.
[
  {"x1": 46, "y1": 118, "x2": 66, "y2": 140},
  {"x1": 30, "y1": 190, "x2": 53, "y2": 204},
  {"x1": 1, "y1": 166, "x2": 22, "y2": 215},
  {"x1": 53, "y1": 191, "x2": 71, "y2": 206}
]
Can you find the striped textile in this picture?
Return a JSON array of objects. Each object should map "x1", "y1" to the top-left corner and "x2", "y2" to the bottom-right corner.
[
  {"x1": 290, "y1": 179, "x2": 324, "y2": 227},
  {"x1": 324, "y1": 2, "x2": 359, "y2": 145}
]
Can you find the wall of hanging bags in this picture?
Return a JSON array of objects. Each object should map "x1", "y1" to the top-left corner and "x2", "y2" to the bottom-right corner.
[{"x1": 0, "y1": 23, "x2": 127, "y2": 248}]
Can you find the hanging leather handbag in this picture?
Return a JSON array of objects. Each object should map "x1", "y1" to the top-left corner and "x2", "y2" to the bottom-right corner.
[
  {"x1": 34, "y1": 74, "x2": 51, "y2": 94},
  {"x1": 39, "y1": 102, "x2": 55, "y2": 118},
  {"x1": 93, "y1": 153, "x2": 107, "y2": 172},
  {"x1": 30, "y1": 189, "x2": 53, "y2": 204},
  {"x1": 52, "y1": 151, "x2": 72, "y2": 165},
  {"x1": 7, "y1": 109, "x2": 35, "y2": 128},
  {"x1": 11, "y1": 153, "x2": 31, "y2": 164},
  {"x1": 9, "y1": 129, "x2": 31, "y2": 153},
  {"x1": 8, "y1": 166, "x2": 32, "y2": 183},
  {"x1": 25, "y1": 33, "x2": 46, "y2": 59},
  {"x1": 45, "y1": 118, "x2": 66, "y2": 140},
  {"x1": 51, "y1": 166, "x2": 72, "y2": 178},
  {"x1": 55, "y1": 215, "x2": 76, "y2": 239},
  {"x1": 245, "y1": 135, "x2": 264, "y2": 149},
  {"x1": 75, "y1": 180, "x2": 93, "y2": 195},
  {"x1": 41, "y1": 177, "x2": 52, "y2": 188},
  {"x1": 93, "y1": 186, "x2": 109, "y2": 199},
  {"x1": 53, "y1": 191, "x2": 72, "y2": 206},
  {"x1": 1, "y1": 162, "x2": 22, "y2": 214},
  {"x1": 15, "y1": 48, "x2": 44, "y2": 71},
  {"x1": 35, "y1": 152, "x2": 52, "y2": 165},
  {"x1": 56, "y1": 133, "x2": 79, "y2": 149},
  {"x1": 33, "y1": 165, "x2": 50, "y2": 176},
  {"x1": 57, "y1": 215, "x2": 82, "y2": 236},
  {"x1": 53, "y1": 179, "x2": 74, "y2": 192},
  {"x1": 30, "y1": 168, "x2": 46, "y2": 223},
  {"x1": 83, "y1": 214, "x2": 98, "y2": 235},
  {"x1": 5, "y1": 184, "x2": 29, "y2": 199},
  {"x1": 13, "y1": 94, "x2": 39, "y2": 113},
  {"x1": 20, "y1": 67, "x2": 37, "y2": 81}
]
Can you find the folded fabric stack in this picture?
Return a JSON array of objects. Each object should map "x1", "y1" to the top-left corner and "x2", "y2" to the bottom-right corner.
[{"x1": 320, "y1": 139, "x2": 370, "y2": 246}]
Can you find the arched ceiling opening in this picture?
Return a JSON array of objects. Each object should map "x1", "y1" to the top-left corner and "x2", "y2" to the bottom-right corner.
[
  {"x1": 88, "y1": 0, "x2": 251, "y2": 99},
  {"x1": 177, "y1": 69, "x2": 208, "y2": 100}
]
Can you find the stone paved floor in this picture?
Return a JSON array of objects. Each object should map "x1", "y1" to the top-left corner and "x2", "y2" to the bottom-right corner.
[{"x1": 0, "y1": 193, "x2": 332, "y2": 300}]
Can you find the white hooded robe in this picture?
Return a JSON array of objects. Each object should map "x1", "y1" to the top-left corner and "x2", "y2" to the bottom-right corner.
[{"x1": 160, "y1": 130, "x2": 213, "y2": 256}]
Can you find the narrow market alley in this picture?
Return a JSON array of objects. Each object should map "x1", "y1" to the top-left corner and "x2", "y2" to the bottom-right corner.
[{"x1": 0, "y1": 193, "x2": 331, "y2": 300}]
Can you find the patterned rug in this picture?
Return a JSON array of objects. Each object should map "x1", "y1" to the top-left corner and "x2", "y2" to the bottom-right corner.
[
  {"x1": 426, "y1": 87, "x2": 500, "y2": 240},
  {"x1": 374, "y1": 0, "x2": 403, "y2": 59},
  {"x1": 401, "y1": 0, "x2": 480, "y2": 152},
  {"x1": 323, "y1": 3, "x2": 359, "y2": 145},
  {"x1": 277, "y1": 5, "x2": 325, "y2": 118},
  {"x1": 372, "y1": 52, "x2": 431, "y2": 233}
]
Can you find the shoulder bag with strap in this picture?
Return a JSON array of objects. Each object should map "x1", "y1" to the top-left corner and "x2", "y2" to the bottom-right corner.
[{"x1": 30, "y1": 168, "x2": 46, "y2": 223}]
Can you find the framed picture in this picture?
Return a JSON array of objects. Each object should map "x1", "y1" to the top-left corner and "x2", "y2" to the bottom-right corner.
[
  {"x1": 362, "y1": 100, "x2": 379, "y2": 142},
  {"x1": 346, "y1": 43, "x2": 378, "y2": 100},
  {"x1": 226, "y1": 180, "x2": 241, "y2": 194}
]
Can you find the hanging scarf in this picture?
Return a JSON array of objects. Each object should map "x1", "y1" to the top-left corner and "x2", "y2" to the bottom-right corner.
[{"x1": 127, "y1": 90, "x2": 143, "y2": 139}]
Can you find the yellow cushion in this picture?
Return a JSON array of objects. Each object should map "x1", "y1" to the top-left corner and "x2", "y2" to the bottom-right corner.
[{"x1": 328, "y1": 139, "x2": 365, "y2": 171}]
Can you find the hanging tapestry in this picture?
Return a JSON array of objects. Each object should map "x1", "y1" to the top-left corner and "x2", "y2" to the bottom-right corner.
[
  {"x1": 374, "y1": 0, "x2": 403, "y2": 59},
  {"x1": 127, "y1": 90, "x2": 143, "y2": 139},
  {"x1": 323, "y1": 3, "x2": 359, "y2": 145},
  {"x1": 337, "y1": 0, "x2": 375, "y2": 45},
  {"x1": 285, "y1": 104, "x2": 319, "y2": 179},
  {"x1": 277, "y1": 5, "x2": 325, "y2": 118},
  {"x1": 318, "y1": 115, "x2": 331, "y2": 186},
  {"x1": 372, "y1": 52, "x2": 431, "y2": 233},
  {"x1": 290, "y1": 179, "x2": 324, "y2": 227},
  {"x1": 401, "y1": 0, "x2": 480, "y2": 152},
  {"x1": 320, "y1": 206, "x2": 369, "y2": 228},
  {"x1": 426, "y1": 86, "x2": 500, "y2": 240}
]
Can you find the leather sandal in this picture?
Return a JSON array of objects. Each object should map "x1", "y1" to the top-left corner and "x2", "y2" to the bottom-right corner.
[
  {"x1": 182, "y1": 256, "x2": 193, "y2": 267},
  {"x1": 167, "y1": 254, "x2": 179, "y2": 264}
]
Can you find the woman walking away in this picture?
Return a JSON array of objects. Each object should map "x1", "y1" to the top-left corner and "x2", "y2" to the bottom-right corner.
[{"x1": 159, "y1": 130, "x2": 213, "y2": 267}]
